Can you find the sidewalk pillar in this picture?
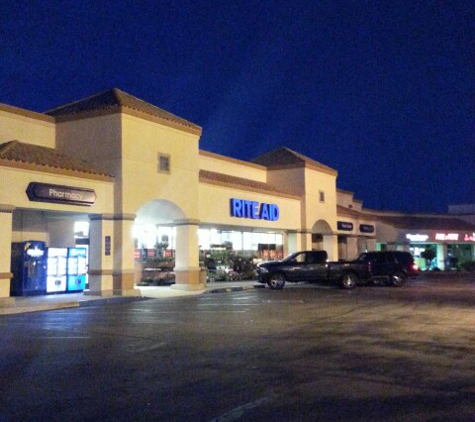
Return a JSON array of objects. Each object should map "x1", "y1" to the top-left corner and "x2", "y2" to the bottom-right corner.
[
  {"x1": 346, "y1": 236, "x2": 359, "y2": 260},
  {"x1": 323, "y1": 234, "x2": 338, "y2": 261},
  {"x1": 171, "y1": 219, "x2": 203, "y2": 291},
  {"x1": 287, "y1": 230, "x2": 312, "y2": 254},
  {"x1": 437, "y1": 243, "x2": 447, "y2": 270},
  {"x1": 300, "y1": 230, "x2": 312, "y2": 251}
]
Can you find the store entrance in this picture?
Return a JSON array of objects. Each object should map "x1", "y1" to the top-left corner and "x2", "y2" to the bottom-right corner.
[{"x1": 133, "y1": 199, "x2": 186, "y2": 287}]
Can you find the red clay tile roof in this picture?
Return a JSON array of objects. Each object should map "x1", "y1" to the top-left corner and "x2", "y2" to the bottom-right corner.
[
  {"x1": 199, "y1": 169, "x2": 299, "y2": 198},
  {"x1": 44, "y1": 88, "x2": 202, "y2": 135},
  {"x1": 0, "y1": 140, "x2": 112, "y2": 178},
  {"x1": 251, "y1": 147, "x2": 337, "y2": 175}
]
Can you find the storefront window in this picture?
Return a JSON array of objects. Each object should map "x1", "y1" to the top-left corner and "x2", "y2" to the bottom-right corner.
[
  {"x1": 133, "y1": 224, "x2": 175, "y2": 261},
  {"x1": 197, "y1": 228, "x2": 284, "y2": 280},
  {"x1": 410, "y1": 244, "x2": 437, "y2": 271},
  {"x1": 243, "y1": 232, "x2": 253, "y2": 250}
]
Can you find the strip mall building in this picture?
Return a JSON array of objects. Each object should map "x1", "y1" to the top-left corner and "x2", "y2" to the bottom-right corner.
[{"x1": 1, "y1": 89, "x2": 474, "y2": 299}]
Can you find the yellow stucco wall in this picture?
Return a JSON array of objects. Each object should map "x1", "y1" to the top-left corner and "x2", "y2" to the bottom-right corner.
[
  {"x1": 267, "y1": 167, "x2": 306, "y2": 195},
  {"x1": 0, "y1": 108, "x2": 55, "y2": 148},
  {"x1": 304, "y1": 168, "x2": 338, "y2": 231},
  {"x1": 55, "y1": 112, "x2": 202, "y2": 219},
  {"x1": 120, "y1": 114, "x2": 201, "y2": 218},
  {"x1": 0, "y1": 166, "x2": 113, "y2": 213},
  {"x1": 55, "y1": 114, "x2": 123, "y2": 177},
  {"x1": 199, "y1": 151, "x2": 267, "y2": 183}
]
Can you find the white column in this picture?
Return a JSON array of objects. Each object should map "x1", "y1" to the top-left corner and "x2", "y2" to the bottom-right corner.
[
  {"x1": 346, "y1": 236, "x2": 359, "y2": 260},
  {"x1": 366, "y1": 238, "x2": 377, "y2": 252},
  {"x1": 287, "y1": 231, "x2": 299, "y2": 254},
  {"x1": 172, "y1": 219, "x2": 203, "y2": 291},
  {"x1": 0, "y1": 205, "x2": 14, "y2": 300},
  {"x1": 437, "y1": 243, "x2": 447, "y2": 270},
  {"x1": 282, "y1": 231, "x2": 289, "y2": 257},
  {"x1": 323, "y1": 234, "x2": 338, "y2": 261},
  {"x1": 338, "y1": 239, "x2": 347, "y2": 261},
  {"x1": 300, "y1": 230, "x2": 312, "y2": 250}
]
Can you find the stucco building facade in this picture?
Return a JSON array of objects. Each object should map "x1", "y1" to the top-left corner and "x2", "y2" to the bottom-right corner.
[{"x1": 1, "y1": 88, "x2": 473, "y2": 300}]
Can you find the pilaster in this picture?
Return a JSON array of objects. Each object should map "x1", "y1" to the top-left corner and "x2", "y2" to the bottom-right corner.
[{"x1": 0, "y1": 205, "x2": 14, "y2": 299}]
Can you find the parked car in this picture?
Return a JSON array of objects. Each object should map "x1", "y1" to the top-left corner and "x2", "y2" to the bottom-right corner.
[
  {"x1": 256, "y1": 250, "x2": 419, "y2": 290},
  {"x1": 354, "y1": 251, "x2": 419, "y2": 285},
  {"x1": 256, "y1": 250, "x2": 359, "y2": 290}
]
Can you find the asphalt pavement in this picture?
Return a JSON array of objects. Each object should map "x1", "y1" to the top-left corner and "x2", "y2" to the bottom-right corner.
[
  {"x1": 2, "y1": 274, "x2": 475, "y2": 422},
  {"x1": 1, "y1": 272, "x2": 473, "y2": 316}
]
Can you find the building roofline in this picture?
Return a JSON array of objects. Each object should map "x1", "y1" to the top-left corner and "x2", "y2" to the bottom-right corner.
[
  {"x1": 199, "y1": 150, "x2": 266, "y2": 170},
  {"x1": 0, "y1": 103, "x2": 55, "y2": 124},
  {"x1": 199, "y1": 169, "x2": 300, "y2": 200},
  {"x1": 0, "y1": 140, "x2": 113, "y2": 179},
  {"x1": 45, "y1": 88, "x2": 202, "y2": 136}
]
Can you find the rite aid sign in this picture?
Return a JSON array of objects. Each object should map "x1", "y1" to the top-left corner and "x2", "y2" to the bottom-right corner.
[{"x1": 230, "y1": 198, "x2": 280, "y2": 221}]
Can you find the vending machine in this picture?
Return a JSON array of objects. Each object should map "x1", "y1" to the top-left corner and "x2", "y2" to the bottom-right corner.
[
  {"x1": 67, "y1": 247, "x2": 87, "y2": 292},
  {"x1": 46, "y1": 248, "x2": 68, "y2": 293},
  {"x1": 10, "y1": 241, "x2": 47, "y2": 296}
]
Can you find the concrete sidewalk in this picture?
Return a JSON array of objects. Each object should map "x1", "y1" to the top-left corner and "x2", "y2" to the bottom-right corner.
[{"x1": 0, "y1": 281, "x2": 264, "y2": 315}]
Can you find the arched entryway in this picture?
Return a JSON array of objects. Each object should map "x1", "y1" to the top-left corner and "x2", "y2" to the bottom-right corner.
[
  {"x1": 311, "y1": 219, "x2": 338, "y2": 261},
  {"x1": 134, "y1": 200, "x2": 202, "y2": 290},
  {"x1": 134, "y1": 199, "x2": 186, "y2": 256}
]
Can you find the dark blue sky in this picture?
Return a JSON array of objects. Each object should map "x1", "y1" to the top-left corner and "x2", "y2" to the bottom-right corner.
[{"x1": 2, "y1": 0, "x2": 474, "y2": 213}]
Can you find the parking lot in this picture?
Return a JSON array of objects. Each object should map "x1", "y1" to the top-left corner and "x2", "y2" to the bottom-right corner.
[{"x1": 1, "y1": 273, "x2": 475, "y2": 422}]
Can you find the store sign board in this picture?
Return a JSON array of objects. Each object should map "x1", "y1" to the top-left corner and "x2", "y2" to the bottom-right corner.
[
  {"x1": 408, "y1": 232, "x2": 475, "y2": 242},
  {"x1": 337, "y1": 221, "x2": 354, "y2": 231},
  {"x1": 435, "y1": 233, "x2": 459, "y2": 241},
  {"x1": 359, "y1": 224, "x2": 374, "y2": 233},
  {"x1": 230, "y1": 198, "x2": 280, "y2": 221},
  {"x1": 464, "y1": 233, "x2": 475, "y2": 242},
  {"x1": 406, "y1": 233, "x2": 429, "y2": 242},
  {"x1": 26, "y1": 183, "x2": 96, "y2": 206}
]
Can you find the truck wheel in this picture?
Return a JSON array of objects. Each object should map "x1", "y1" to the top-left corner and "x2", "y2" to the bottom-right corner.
[
  {"x1": 391, "y1": 272, "x2": 407, "y2": 287},
  {"x1": 341, "y1": 273, "x2": 357, "y2": 290},
  {"x1": 267, "y1": 273, "x2": 286, "y2": 290}
]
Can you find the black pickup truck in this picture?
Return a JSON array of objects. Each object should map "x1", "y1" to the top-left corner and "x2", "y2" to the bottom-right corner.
[{"x1": 256, "y1": 250, "x2": 419, "y2": 290}]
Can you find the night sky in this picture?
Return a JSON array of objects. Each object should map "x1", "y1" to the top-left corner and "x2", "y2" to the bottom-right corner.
[{"x1": 2, "y1": 0, "x2": 474, "y2": 213}]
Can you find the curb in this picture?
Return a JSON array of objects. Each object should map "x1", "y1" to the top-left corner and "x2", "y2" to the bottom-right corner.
[
  {"x1": 0, "y1": 302, "x2": 80, "y2": 315},
  {"x1": 78, "y1": 296, "x2": 149, "y2": 307},
  {"x1": 0, "y1": 296, "x2": 149, "y2": 316},
  {"x1": 207, "y1": 284, "x2": 265, "y2": 294}
]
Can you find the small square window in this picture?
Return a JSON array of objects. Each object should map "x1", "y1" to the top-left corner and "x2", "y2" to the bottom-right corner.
[
  {"x1": 319, "y1": 190, "x2": 325, "y2": 203},
  {"x1": 158, "y1": 153, "x2": 170, "y2": 174}
]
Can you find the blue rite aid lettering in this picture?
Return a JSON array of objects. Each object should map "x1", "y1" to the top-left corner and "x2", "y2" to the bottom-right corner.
[{"x1": 230, "y1": 198, "x2": 280, "y2": 221}]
